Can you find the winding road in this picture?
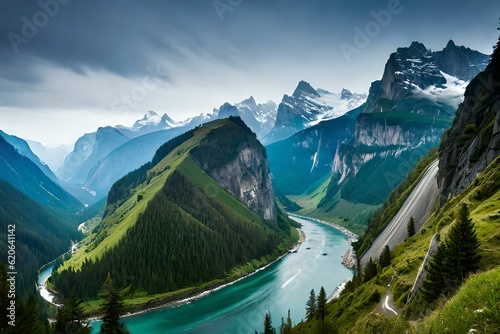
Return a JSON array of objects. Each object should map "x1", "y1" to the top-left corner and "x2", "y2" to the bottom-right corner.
[{"x1": 360, "y1": 160, "x2": 439, "y2": 267}]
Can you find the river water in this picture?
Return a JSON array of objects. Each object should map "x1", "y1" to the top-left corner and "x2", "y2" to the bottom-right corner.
[{"x1": 40, "y1": 216, "x2": 353, "y2": 333}]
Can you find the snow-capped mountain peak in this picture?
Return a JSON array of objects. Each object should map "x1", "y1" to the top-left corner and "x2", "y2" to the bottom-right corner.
[{"x1": 133, "y1": 110, "x2": 163, "y2": 128}]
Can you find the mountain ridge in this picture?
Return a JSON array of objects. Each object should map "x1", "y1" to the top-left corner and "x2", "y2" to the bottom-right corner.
[{"x1": 53, "y1": 117, "x2": 296, "y2": 309}]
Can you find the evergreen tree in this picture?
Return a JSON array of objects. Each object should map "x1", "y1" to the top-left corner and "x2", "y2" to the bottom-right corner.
[
  {"x1": 279, "y1": 310, "x2": 292, "y2": 334},
  {"x1": 421, "y1": 204, "x2": 481, "y2": 302},
  {"x1": 444, "y1": 204, "x2": 481, "y2": 288},
  {"x1": 363, "y1": 258, "x2": 378, "y2": 283},
  {"x1": 407, "y1": 217, "x2": 416, "y2": 239},
  {"x1": 421, "y1": 243, "x2": 448, "y2": 302},
  {"x1": 56, "y1": 296, "x2": 91, "y2": 334},
  {"x1": 98, "y1": 274, "x2": 130, "y2": 334},
  {"x1": 379, "y1": 245, "x2": 392, "y2": 268},
  {"x1": 305, "y1": 289, "x2": 316, "y2": 321},
  {"x1": 263, "y1": 312, "x2": 276, "y2": 334},
  {"x1": 15, "y1": 294, "x2": 49, "y2": 334},
  {"x1": 316, "y1": 286, "x2": 327, "y2": 329}
]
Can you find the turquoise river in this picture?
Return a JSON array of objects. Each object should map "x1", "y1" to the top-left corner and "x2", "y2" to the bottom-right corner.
[{"x1": 40, "y1": 216, "x2": 354, "y2": 334}]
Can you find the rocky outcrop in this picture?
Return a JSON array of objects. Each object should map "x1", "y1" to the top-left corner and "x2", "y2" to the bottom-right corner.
[
  {"x1": 438, "y1": 50, "x2": 500, "y2": 197},
  {"x1": 208, "y1": 146, "x2": 276, "y2": 221},
  {"x1": 192, "y1": 118, "x2": 277, "y2": 222},
  {"x1": 434, "y1": 40, "x2": 490, "y2": 81},
  {"x1": 364, "y1": 41, "x2": 489, "y2": 115},
  {"x1": 342, "y1": 248, "x2": 357, "y2": 269}
]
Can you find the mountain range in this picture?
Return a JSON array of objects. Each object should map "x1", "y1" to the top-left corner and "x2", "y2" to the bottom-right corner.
[
  {"x1": 291, "y1": 35, "x2": 500, "y2": 334},
  {"x1": 41, "y1": 84, "x2": 362, "y2": 204},
  {"x1": 267, "y1": 40, "x2": 489, "y2": 232}
]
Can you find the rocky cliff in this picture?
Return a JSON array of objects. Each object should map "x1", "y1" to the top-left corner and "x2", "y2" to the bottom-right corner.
[
  {"x1": 438, "y1": 41, "x2": 500, "y2": 197},
  {"x1": 191, "y1": 117, "x2": 276, "y2": 221},
  {"x1": 267, "y1": 41, "x2": 488, "y2": 227},
  {"x1": 207, "y1": 146, "x2": 276, "y2": 221},
  {"x1": 334, "y1": 41, "x2": 488, "y2": 192}
]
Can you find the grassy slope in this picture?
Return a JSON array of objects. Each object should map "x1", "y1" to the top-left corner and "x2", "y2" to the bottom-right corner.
[
  {"x1": 415, "y1": 267, "x2": 500, "y2": 334},
  {"x1": 292, "y1": 155, "x2": 500, "y2": 333},
  {"x1": 56, "y1": 119, "x2": 298, "y2": 313},
  {"x1": 58, "y1": 119, "x2": 228, "y2": 273},
  {"x1": 288, "y1": 176, "x2": 378, "y2": 235}
]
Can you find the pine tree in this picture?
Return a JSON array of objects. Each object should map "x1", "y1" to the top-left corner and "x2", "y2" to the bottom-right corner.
[
  {"x1": 379, "y1": 245, "x2": 392, "y2": 268},
  {"x1": 305, "y1": 289, "x2": 316, "y2": 321},
  {"x1": 363, "y1": 258, "x2": 378, "y2": 283},
  {"x1": 15, "y1": 294, "x2": 49, "y2": 334},
  {"x1": 98, "y1": 273, "x2": 130, "y2": 334},
  {"x1": 421, "y1": 243, "x2": 448, "y2": 302},
  {"x1": 444, "y1": 204, "x2": 481, "y2": 288},
  {"x1": 316, "y1": 286, "x2": 327, "y2": 329},
  {"x1": 279, "y1": 310, "x2": 292, "y2": 334},
  {"x1": 56, "y1": 296, "x2": 91, "y2": 334},
  {"x1": 407, "y1": 217, "x2": 416, "y2": 239},
  {"x1": 263, "y1": 312, "x2": 276, "y2": 334}
]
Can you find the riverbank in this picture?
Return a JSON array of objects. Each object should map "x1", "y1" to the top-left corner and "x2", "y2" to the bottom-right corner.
[
  {"x1": 87, "y1": 217, "x2": 352, "y2": 333},
  {"x1": 288, "y1": 213, "x2": 358, "y2": 269},
  {"x1": 40, "y1": 227, "x2": 305, "y2": 322}
]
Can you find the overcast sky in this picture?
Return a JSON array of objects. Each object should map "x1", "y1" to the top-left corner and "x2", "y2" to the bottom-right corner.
[{"x1": 0, "y1": 0, "x2": 499, "y2": 146}]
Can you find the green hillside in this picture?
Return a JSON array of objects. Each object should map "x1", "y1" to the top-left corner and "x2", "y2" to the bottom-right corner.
[
  {"x1": 52, "y1": 118, "x2": 297, "y2": 313},
  {"x1": 290, "y1": 153, "x2": 500, "y2": 334}
]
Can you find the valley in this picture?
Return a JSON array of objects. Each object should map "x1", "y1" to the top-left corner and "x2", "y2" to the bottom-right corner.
[{"x1": 0, "y1": 5, "x2": 499, "y2": 333}]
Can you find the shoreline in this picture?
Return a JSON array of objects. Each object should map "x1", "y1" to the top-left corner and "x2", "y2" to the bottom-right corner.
[
  {"x1": 288, "y1": 213, "x2": 358, "y2": 270},
  {"x1": 41, "y1": 218, "x2": 352, "y2": 325},
  {"x1": 287, "y1": 213, "x2": 359, "y2": 244},
  {"x1": 83, "y1": 228, "x2": 307, "y2": 322}
]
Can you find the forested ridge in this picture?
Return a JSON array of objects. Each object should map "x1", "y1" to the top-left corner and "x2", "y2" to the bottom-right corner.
[
  {"x1": 191, "y1": 116, "x2": 263, "y2": 172},
  {"x1": 0, "y1": 179, "x2": 80, "y2": 297},
  {"x1": 53, "y1": 118, "x2": 295, "y2": 301},
  {"x1": 105, "y1": 128, "x2": 196, "y2": 216}
]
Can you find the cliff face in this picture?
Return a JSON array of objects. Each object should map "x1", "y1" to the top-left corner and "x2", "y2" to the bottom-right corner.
[
  {"x1": 331, "y1": 41, "x2": 488, "y2": 204},
  {"x1": 191, "y1": 118, "x2": 276, "y2": 221},
  {"x1": 208, "y1": 145, "x2": 276, "y2": 221},
  {"x1": 268, "y1": 41, "x2": 488, "y2": 222},
  {"x1": 438, "y1": 52, "x2": 500, "y2": 197}
]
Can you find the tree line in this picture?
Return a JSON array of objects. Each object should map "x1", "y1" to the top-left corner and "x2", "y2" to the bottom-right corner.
[
  {"x1": 1, "y1": 262, "x2": 130, "y2": 334},
  {"x1": 54, "y1": 169, "x2": 290, "y2": 299}
]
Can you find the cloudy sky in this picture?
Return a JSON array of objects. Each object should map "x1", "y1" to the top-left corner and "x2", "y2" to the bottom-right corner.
[{"x1": 0, "y1": 0, "x2": 499, "y2": 146}]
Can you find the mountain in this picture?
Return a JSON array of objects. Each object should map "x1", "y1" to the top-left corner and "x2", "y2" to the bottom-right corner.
[
  {"x1": 267, "y1": 41, "x2": 488, "y2": 232},
  {"x1": 0, "y1": 179, "x2": 81, "y2": 297},
  {"x1": 117, "y1": 110, "x2": 184, "y2": 136},
  {"x1": 262, "y1": 81, "x2": 366, "y2": 145},
  {"x1": 234, "y1": 96, "x2": 277, "y2": 139},
  {"x1": 52, "y1": 117, "x2": 296, "y2": 307},
  {"x1": 0, "y1": 130, "x2": 58, "y2": 183},
  {"x1": 290, "y1": 37, "x2": 500, "y2": 333},
  {"x1": 57, "y1": 126, "x2": 134, "y2": 185},
  {"x1": 81, "y1": 127, "x2": 187, "y2": 201},
  {"x1": 26, "y1": 140, "x2": 71, "y2": 172},
  {"x1": 185, "y1": 97, "x2": 278, "y2": 140},
  {"x1": 59, "y1": 99, "x2": 277, "y2": 204},
  {"x1": 438, "y1": 43, "x2": 500, "y2": 198},
  {"x1": 0, "y1": 135, "x2": 83, "y2": 216}
]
